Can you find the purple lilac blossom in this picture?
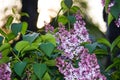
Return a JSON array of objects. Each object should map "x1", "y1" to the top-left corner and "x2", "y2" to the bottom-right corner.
[
  {"x1": 107, "y1": 1, "x2": 115, "y2": 13},
  {"x1": 45, "y1": 13, "x2": 106, "y2": 80},
  {"x1": 115, "y1": 15, "x2": 120, "y2": 27},
  {"x1": 0, "y1": 53, "x2": 11, "y2": 80},
  {"x1": 101, "y1": 0, "x2": 105, "y2": 6},
  {"x1": 45, "y1": 23, "x2": 54, "y2": 33},
  {"x1": 101, "y1": 0, "x2": 115, "y2": 13}
]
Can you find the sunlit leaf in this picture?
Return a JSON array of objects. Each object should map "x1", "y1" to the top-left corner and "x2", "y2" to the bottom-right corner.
[
  {"x1": 20, "y1": 12, "x2": 29, "y2": 17},
  {"x1": 58, "y1": 15, "x2": 68, "y2": 25},
  {"x1": 15, "y1": 41, "x2": 29, "y2": 52},
  {"x1": 0, "y1": 57, "x2": 9, "y2": 64},
  {"x1": 105, "y1": 0, "x2": 110, "y2": 12},
  {"x1": 0, "y1": 43, "x2": 11, "y2": 52},
  {"x1": 0, "y1": 29, "x2": 7, "y2": 38},
  {"x1": 39, "y1": 42, "x2": 55, "y2": 57},
  {"x1": 70, "y1": 6, "x2": 80, "y2": 13},
  {"x1": 21, "y1": 43, "x2": 38, "y2": 53},
  {"x1": 111, "y1": 36, "x2": 120, "y2": 52},
  {"x1": 5, "y1": 16, "x2": 14, "y2": 29},
  {"x1": 108, "y1": 13, "x2": 114, "y2": 26},
  {"x1": 21, "y1": 22, "x2": 28, "y2": 35},
  {"x1": 41, "y1": 33, "x2": 56, "y2": 46},
  {"x1": 7, "y1": 32, "x2": 16, "y2": 41},
  {"x1": 42, "y1": 72, "x2": 51, "y2": 80}
]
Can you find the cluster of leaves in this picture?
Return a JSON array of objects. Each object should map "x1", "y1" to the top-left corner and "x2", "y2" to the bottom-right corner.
[{"x1": 0, "y1": 0, "x2": 80, "y2": 80}]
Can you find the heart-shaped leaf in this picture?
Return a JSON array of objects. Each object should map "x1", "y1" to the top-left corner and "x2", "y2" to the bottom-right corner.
[
  {"x1": 33, "y1": 63, "x2": 47, "y2": 79},
  {"x1": 64, "y1": 0, "x2": 73, "y2": 9},
  {"x1": 15, "y1": 41, "x2": 29, "y2": 52},
  {"x1": 39, "y1": 42, "x2": 55, "y2": 57},
  {"x1": 85, "y1": 42, "x2": 98, "y2": 53},
  {"x1": 11, "y1": 23, "x2": 22, "y2": 36},
  {"x1": 23, "y1": 32, "x2": 39, "y2": 43},
  {"x1": 40, "y1": 33, "x2": 56, "y2": 46},
  {"x1": 14, "y1": 61, "x2": 27, "y2": 77}
]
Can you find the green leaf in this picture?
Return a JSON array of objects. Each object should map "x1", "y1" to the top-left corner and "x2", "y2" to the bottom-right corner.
[
  {"x1": 1, "y1": 49, "x2": 10, "y2": 57},
  {"x1": 21, "y1": 22, "x2": 28, "y2": 35},
  {"x1": 70, "y1": 6, "x2": 80, "y2": 13},
  {"x1": 111, "y1": 36, "x2": 120, "y2": 52},
  {"x1": 105, "y1": 0, "x2": 110, "y2": 12},
  {"x1": 117, "y1": 41, "x2": 120, "y2": 48},
  {"x1": 0, "y1": 57, "x2": 9, "y2": 64},
  {"x1": 0, "y1": 43, "x2": 11, "y2": 51},
  {"x1": 0, "y1": 36, "x2": 4, "y2": 45},
  {"x1": 105, "y1": 60, "x2": 120, "y2": 71},
  {"x1": 97, "y1": 38, "x2": 111, "y2": 47},
  {"x1": 42, "y1": 72, "x2": 51, "y2": 80},
  {"x1": 58, "y1": 15, "x2": 68, "y2": 25},
  {"x1": 20, "y1": 12, "x2": 29, "y2": 17},
  {"x1": 108, "y1": 13, "x2": 114, "y2": 26},
  {"x1": 64, "y1": 0, "x2": 73, "y2": 8},
  {"x1": 85, "y1": 42, "x2": 98, "y2": 53},
  {"x1": 0, "y1": 29, "x2": 7, "y2": 38},
  {"x1": 7, "y1": 32, "x2": 16, "y2": 41},
  {"x1": 21, "y1": 43, "x2": 38, "y2": 53},
  {"x1": 94, "y1": 49, "x2": 108, "y2": 55},
  {"x1": 110, "y1": 0, "x2": 120, "y2": 19},
  {"x1": 44, "y1": 60, "x2": 56, "y2": 66},
  {"x1": 5, "y1": 16, "x2": 14, "y2": 29},
  {"x1": 31, "y1": 74, "x2": 37, "y2": 80},
  {"x1": 41, "y1": 33, "x2": 56, "y2": 46},
  {"x1": 14, "y1": 61, "x2": 27, "y2": 76},
  {"x1": 23, "y1": 33, "x2": 39, "y2": 43},
  {"x1": 33, "y1": 63, "x2": 47, "y2": 79},
  {"x1": 61, "y1": 1, "x2": 68, "y2": 11},
  {"x1": 67, "y1": 16, "x2": 76, "y2": 24},
  {"x1": 11, "y1": 23, "x2": 22, "y2": 36},
  {"x1": 15, "y1": 41, "x2": 29, "y2": 52},
  {"x1": 111, "y1": 71, "x2": 120, "y2": 80},
  {"x1": 39, "y1": 42, "x2": 55, "y2": 57}
]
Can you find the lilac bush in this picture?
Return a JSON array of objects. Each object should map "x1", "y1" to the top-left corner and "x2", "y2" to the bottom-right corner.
[{"x1": 45, "y1": 13, "x2": 106, "y2": 80}]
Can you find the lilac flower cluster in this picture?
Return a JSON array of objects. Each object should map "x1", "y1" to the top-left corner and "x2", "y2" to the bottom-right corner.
[
  {"x1": 0, "y1": 53, "x2": 11, "y2": 80},
  {"x1": 101, "y1": 0, "x2": 105, "y2": 6},
  {"x1": 101, "y1": 0, "x2": 120, "y2": 27},
  {"x1": 101, "y1": 0, "x2": 115, "y2": 13},
  {"x1": 45, "y1": 13, "x2": 106, "y2": 80},
  {"x1": 45, "y1": 23, "x2": 54, "y2": 33},
  {"x1": 115, "y1": 15, "x2": 120, "y2": 27},
  {"x1": 107, "y1": 1, "x2": 115, "y2": 13}
]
